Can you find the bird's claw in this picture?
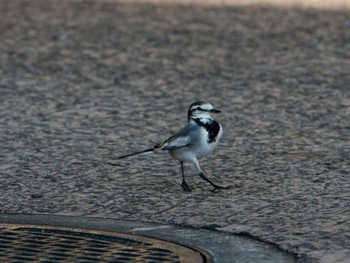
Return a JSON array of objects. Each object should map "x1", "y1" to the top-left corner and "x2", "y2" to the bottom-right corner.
[
  {"x1": 181, "y1": 181, "x2": 192, "y2": 192},
  {"x1": 209, "y1": 184, "x2": 232, "y2": 193}
]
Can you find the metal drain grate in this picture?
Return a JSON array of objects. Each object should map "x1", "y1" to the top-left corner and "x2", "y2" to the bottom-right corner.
[{"x1": 0, "y1": 224, "x2": 206, "y2": 263}]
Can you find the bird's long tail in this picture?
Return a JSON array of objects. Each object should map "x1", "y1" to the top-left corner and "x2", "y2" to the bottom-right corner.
[
  {"x1": 103, "y1": 148, "x2": 154, "y2": 166},
  {"x1": 117, "y1": 148, "x2": 154, "y2": 159},
  {"x1": 117, "y1": 140, "x2": 167, "y2": 160},
  {"x1": 104, "y1": 142, "x2": 165, "y2": 166}
]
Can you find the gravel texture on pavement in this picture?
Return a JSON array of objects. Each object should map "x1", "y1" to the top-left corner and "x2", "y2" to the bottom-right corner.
[{"x1": 0, "y1": 1, "x2": 349, "y2": 262}]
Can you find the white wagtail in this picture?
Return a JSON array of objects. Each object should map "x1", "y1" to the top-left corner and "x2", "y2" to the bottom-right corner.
[{"x1": 114, "y1": 101, "x2": 228, "y2": 192}]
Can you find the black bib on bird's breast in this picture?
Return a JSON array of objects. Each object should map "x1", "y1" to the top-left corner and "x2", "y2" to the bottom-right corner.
[{"x1": 193, "y1": 118, "x2": 220, "y2": 143}]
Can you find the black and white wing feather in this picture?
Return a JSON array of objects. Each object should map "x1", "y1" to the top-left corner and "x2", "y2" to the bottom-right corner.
[{"x1": 117, "y1": 123, "x2": 196, "y2": 159}]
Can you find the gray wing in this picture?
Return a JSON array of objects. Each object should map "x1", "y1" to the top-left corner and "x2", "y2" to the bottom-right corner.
[{"x1": 154, "y1": 123, "x2": 197, "y2": 151}]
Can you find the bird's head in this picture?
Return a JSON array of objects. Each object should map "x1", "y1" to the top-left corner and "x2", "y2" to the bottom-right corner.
[{"x1": 187, "y1": 101, "x2": 221, "y2": 121}]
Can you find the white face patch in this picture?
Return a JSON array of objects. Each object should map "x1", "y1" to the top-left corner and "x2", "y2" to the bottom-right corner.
[
  {"x1": 187, "y1": 101, "x2": 222, "y2": 122},
  {"x1": 191, "y1": 110, "x2": 211, "y2": 119},
  {"x1": 200, "y1": 103, "x2": 213, "y2": 112},
  {"x1": 188, "y1": 102, "x2": 214, "y2": 119}
]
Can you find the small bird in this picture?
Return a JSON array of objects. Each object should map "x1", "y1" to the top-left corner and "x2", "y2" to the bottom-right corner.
[{"x1": 114, "y1": 101, "x2": 228, "y2": 192}]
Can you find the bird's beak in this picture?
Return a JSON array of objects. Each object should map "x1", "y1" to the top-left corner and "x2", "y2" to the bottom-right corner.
[{"x1": 210, "y1": 108, "x2": 221, "y2": 113}]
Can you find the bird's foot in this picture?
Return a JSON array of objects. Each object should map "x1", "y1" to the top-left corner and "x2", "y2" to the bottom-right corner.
[
  {"x1": 209, "y1": 184, "x2": 233, "y2": 193},
  {"x1": 181, "y1": 181, "x2": 192, "y2": 192}
]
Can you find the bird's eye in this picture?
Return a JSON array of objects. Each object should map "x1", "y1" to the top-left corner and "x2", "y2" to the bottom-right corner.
[{"x1": 197, "y1": 107, "x2": 202, "y2": 111}]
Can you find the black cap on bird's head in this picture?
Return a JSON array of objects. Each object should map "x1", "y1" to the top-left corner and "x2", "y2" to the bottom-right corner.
[{"x1": 187, "y1": 101, "x2": 221, "y2": 121}]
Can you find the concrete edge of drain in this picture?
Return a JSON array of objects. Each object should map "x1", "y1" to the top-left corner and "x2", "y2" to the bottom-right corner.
[{"x1": 0, "y1": 214, "x2": 297, "y2": 263}]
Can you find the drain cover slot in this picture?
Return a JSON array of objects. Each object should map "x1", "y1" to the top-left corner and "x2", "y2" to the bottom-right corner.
[{"x1": 0, "y1": 224, "x2": 207, "y2": 262}]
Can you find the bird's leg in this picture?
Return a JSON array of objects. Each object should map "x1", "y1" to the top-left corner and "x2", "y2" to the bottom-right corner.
[
  {"x1": 180, "y1": 161, "x2": 191, "y2": 192},
  {"x1": 191, "y1": 158, "x2": 227, "y2": 192},
  {"x1": 198, "y1": 172, "x2": 227, "y2": 192}
]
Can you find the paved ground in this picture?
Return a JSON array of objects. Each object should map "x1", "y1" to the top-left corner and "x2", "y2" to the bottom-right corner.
[{"x1": 0, "y1": 0, "x2": 349, "y2": 262}]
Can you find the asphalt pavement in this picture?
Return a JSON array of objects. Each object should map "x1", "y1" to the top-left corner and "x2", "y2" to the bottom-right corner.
[{"x1": 0, "y1": 1, "x2": 349, "y2": 262}]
